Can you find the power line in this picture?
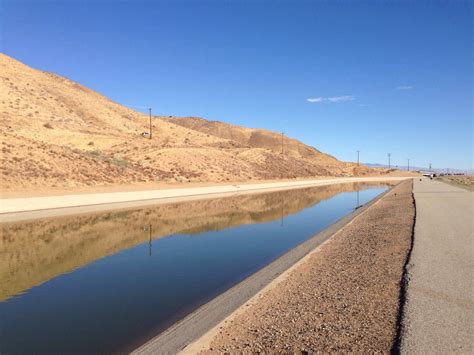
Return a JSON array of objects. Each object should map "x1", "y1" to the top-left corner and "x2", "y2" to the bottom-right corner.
[{"x1": 149, "y1": 108, "x2": 152, "y2": 139}]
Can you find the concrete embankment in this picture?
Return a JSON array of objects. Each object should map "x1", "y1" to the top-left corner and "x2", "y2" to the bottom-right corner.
[
  {"x1": 0, "y1": 176, "x2": 407, "y2": 222},
  {"x1": 134, "y1": 180, "x2": 414, "y2": 354}
]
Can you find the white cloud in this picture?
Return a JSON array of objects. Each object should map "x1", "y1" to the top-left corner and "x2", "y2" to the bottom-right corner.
[
  {"x1": 396, "y1": 85, "x2": 413, "y2": 90},
  {"x1": 307, "y1": 95, "x2": 355, "y2": 103},
  {"x1": 327, "y1": 95, "x2": 355, "y2": 102},
  {"x1": 307, "y1": 97, "x2": 324, "y2": 103}
]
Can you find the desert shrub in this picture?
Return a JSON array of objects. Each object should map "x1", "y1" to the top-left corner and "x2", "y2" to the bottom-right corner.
[
  {"x1": 84, "y1": 149, "x2": 129, "y2": 169},
  {"x1": 111, "y1": 157, "x2": 129, "y2": 168},
  {"x1": 43, "y1": 122, "x2": 53, "y2": 129},
  {"x1": 88, "y1": 149, "x2": 102, "y2": 156}
]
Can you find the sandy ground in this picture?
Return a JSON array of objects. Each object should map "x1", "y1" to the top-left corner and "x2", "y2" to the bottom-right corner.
[
  {"x1": 400, "y1": 179, "x2": 473, "y2": 353},
  {"x1": 189, "y1": 180, "x2": 414, "y2": 353},
  {"x1": 436, "y1": 175, "x2": 474, "y2": 191}
]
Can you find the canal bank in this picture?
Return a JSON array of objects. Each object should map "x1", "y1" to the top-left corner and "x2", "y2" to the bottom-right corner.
[{"x1": 133, "y1": 180, "x2": 414, "y2": 354}]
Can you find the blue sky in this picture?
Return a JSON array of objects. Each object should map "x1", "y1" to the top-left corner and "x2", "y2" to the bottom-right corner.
[{"x1": 2, "y1": 0, "x2": 473, "y2": 170}]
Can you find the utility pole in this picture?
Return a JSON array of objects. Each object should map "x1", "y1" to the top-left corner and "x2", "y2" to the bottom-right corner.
[
  {"x1": 148, "y1": 108, "x2": 152, "y2": 139},
  {"x1": 280, "y1": 132, "x2": 285, "y2": 180},
  {"x1": 148, "y1": 225, "x2": 152, "y2": 256},
  {"x1": 280, "y1": 196, "x2": 284, "y2": 227},
  {"x1": 388, "y1": 153, "x2": 391, "y2": 169},
  {"x1": 407, "y1": 158, "x2": 410, "y2": 171},
  {"x1": 357, "y1": 150, "x2": 360, "y2": 166},
  {"x1": 281, "y1": 132, "x2": 284, "y2": 154},
  {"x1": 429, "y1": 163, "x2": 432, "y2": 172}
]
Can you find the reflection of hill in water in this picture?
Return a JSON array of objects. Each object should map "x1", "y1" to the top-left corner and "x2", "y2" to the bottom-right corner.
[{"x1": 0, "y1": 182, "x2": 389, "y2": 301}]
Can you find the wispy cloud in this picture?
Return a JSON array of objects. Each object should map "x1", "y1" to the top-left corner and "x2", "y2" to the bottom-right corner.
[
  {"x1": 396, "y1": 85, "x2": 413, "y2": 90},
  {"x1": 307, "y1": 97, "x2": 324, "y2": 103},
  {"x1": 327, "y1": 95, "x2": 355, "y2": 102},
  {"x1": 307, "y1": 95, "x2": 355, "y2": 103}
]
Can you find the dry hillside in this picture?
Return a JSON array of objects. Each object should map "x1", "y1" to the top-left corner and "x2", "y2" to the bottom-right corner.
[{"x1": 0, "y1": 53, "x2": 376, "y2": 192}]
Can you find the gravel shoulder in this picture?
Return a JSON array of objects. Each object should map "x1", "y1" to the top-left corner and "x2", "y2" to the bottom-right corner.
[{"x1": 188, "y1": 180, "x2": 414, "y2": 353}]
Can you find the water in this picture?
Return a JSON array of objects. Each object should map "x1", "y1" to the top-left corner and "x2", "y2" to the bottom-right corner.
[{"x1": 0, "y1": 182, "x2": 389, "y2": 354}]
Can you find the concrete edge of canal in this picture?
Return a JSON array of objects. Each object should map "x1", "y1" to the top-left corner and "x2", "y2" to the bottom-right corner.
[{"x1": 0, "y1": 177, "x2": 408, "y2": 223}]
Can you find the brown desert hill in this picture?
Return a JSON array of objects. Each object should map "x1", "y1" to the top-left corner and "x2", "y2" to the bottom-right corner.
[
  {"x1": 163, "y1": 116, "x2": 344, "y2": 166},
  {"x1": 0, "y1": 53, "x2": 374, "y2": 192}
]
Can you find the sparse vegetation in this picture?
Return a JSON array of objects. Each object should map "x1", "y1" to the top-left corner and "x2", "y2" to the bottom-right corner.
[{"x1": 87, "y1": 149, "x2": 102, "y2": 157}]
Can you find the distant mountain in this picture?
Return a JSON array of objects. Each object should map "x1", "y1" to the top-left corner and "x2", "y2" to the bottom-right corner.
[{"x1": 0, "y1": 53, "x2": 382, "y2": 192}]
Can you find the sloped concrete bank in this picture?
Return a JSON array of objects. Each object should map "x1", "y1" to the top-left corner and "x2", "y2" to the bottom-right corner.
[{"x1": 0, "y1": 177, "x2": 407, "y2": 222}]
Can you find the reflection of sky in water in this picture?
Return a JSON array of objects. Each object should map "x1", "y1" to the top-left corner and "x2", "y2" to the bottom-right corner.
[{"x1": 0, "y1": 184, "x2": 387, "y2": 354}]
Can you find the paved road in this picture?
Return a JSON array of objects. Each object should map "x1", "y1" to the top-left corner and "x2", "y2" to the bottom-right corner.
[
  {"x1": 0, "y1": 177, "x2": 406, "y2": 222},
  {"x1": 401, "y1": 178, "x2": 474, "y2": 353}
]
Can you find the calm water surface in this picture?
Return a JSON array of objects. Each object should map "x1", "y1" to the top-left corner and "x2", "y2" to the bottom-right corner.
[{"x1": 0, "y1": 182, "x2": 389, "y2": 354}]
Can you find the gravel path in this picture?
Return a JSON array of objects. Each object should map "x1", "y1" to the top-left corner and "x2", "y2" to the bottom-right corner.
[{"x1": 200, "y1": 180, "x2": 414, "y2": 353}]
